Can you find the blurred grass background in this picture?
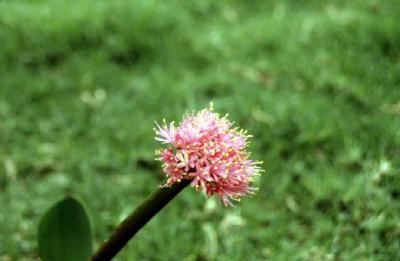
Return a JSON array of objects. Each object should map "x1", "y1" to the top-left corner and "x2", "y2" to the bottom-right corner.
[{"x1": 0, "y1": 0, "x2": 399, "y2": 260}]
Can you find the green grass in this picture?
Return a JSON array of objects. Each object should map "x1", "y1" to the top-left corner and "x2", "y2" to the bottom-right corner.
[{"x1": 1, "y1": 0, "x2": 399, "y2": 260}]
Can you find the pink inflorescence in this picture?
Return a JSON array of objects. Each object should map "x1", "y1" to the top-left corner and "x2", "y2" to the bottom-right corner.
[{"x1": 154, "y1": 103, "x2": 263, "y2": 206}]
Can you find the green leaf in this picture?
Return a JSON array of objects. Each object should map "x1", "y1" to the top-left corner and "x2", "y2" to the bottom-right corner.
[{"x1": 38, "y1": 196, "x2": 92, "y2": 261}]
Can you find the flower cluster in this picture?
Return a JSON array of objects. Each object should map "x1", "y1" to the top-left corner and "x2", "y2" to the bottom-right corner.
[{"x1": 154, "y1": 104, "x2": 262, "y2": 206}]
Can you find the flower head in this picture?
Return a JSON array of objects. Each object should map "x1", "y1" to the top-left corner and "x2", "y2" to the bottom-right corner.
[{"x1": 154, "y1": 103, "x2": 262, "y2": 206}]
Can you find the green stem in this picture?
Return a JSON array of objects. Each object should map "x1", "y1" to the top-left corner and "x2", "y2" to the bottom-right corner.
[{"x1": 91, "y1": 179, "x2": 191, "y2": 261}]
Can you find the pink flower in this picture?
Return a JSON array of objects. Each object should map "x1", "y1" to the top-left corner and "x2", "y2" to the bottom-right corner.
[{"x1": 154, "y1": 103, "x2": 263, "y2": 206}]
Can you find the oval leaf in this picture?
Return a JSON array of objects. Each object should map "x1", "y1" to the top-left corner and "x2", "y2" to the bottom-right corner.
[{"x1": 38, "y1": 196, "x2": 92, "y2": 261}]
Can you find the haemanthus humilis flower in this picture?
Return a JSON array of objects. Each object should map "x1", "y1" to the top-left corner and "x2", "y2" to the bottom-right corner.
[
  {"x1": 91, "y1": 104, "x2": 263, "y2": 260},
  {"x1": 155, "y1": 103, "x2": 263, "y2": 206}
]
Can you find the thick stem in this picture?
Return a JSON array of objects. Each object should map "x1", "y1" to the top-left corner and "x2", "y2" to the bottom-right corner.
[{"x1": 91, "y1": 179, "x2": 191, "y2": 261}]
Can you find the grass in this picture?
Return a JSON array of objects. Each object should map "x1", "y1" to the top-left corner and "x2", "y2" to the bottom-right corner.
[{"x1": 0, "y1": 0, "x2": 399, "y2": 260}]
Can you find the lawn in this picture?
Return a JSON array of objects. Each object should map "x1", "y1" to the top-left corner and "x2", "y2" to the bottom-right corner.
[{"x1": 0, "y1": 0, "x2": 399, "y2": 260}]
